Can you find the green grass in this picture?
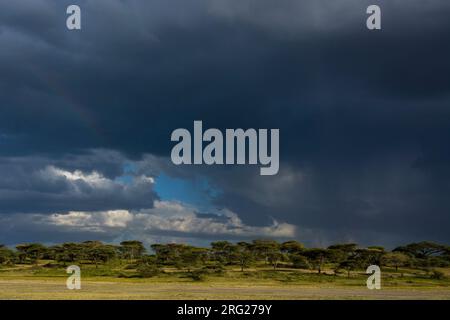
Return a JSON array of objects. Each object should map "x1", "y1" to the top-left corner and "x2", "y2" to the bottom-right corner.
[
  {"x1": 1, "y1": 265, "x2": 449, "y2": 287},
  {"x1": 1, "y1": 262, "x2": 449, "y2": 299}
]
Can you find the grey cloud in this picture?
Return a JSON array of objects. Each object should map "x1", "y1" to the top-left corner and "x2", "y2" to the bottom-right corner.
[
  {"x1": 0, "y1": 151, "x2": 159, "y2": 214},
  {"x1": 0, "y1": 0, "x2": 450, "y2": 247},
  {"x1": 0, "y1": 200, "x2": 297, "y2": 246}
]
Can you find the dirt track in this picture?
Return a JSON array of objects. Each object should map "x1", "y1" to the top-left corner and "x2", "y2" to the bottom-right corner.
[{"x1": 1, "y1": 279, "x2": 449, "y2": 300}]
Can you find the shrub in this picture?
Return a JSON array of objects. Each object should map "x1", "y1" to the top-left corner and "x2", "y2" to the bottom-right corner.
[
  {"x1": 290, "y1": 254, "x2": 310, "y2": 269},
  {"x1": 42, "y1": 263, "x2": 60, "y2": 268},
  {"x1": 187, "y1": 270, "x2": 206, "y2": 281},
  {"x1": 118, "y1": 272, "x2": 141, "y2": 278},
  {"x1": 201, "y1": 264, "x2": 224, "y2": 274},
  {"x1": 430, "y1": 270, "x2": 445, "y2": 280},
  {"x1": 137, "y1": 265, "x2": 161, "y2": 278},
  {"x1": 428, "y1": 257, "x2": 450, "y2": 268}
]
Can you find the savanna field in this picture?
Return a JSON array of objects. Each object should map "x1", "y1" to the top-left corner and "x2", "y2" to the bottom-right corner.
[{"x1": 1, "y1": 240, "x2": 449, "y2": 299}]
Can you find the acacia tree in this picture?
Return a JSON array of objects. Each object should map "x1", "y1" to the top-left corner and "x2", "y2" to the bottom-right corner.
[
  {"x1": 394, "y1": 242, "x2": 446, "y2": 259},
  {"x1": 338, "y1": 258, "x2": 360, "y2": 278},
  {"x1": 150, "y1": 244, "x2": 170, "y2": 264},
  {"x1": 327, "y1": 243, "x2": 358, "y2": 264},
  {"x1": 381, "y1": 252, "x2": 411, "y2": 271},
  {"x1": 444, "y1": 247, "x2": 450, "y2": 263},
  {"x1": 251, "y1": 240, "x2": 280, "y2": 265},
  {"x1": 83, "y1": 241, "x2": 117, "y2": 268},
  {"x1": 178, "y1": 246, "x2": 204, "y2": 272},
  {"x1": 232, "y1": 242, "x2": 254, "y2": 272},
  {"x1": 280, "y1": 241, "x2": 304, "y2": 255},
  {"x1": 152, "y1": 243, "x2": 187, "y2": 265},
  {"x1": 15, "y1": 243, "x2": 47, "y2": 265},
  {"x1": 0, "y1": 245, "x2": 15, "y2": 265},
  {"x1": 331, "y1": 246, "x2": 381, "y2": 277},
  {"x1": 303, "y1": 249, "x2": 329, "y2": 274},
  {"x1": 289, "y1": 254, "x2": 310, "y2": 269},
  {"x1": 120, "y1": 241, "x2": 146, "y2": 262},
  {"x1": 267, "y1": 251, "x2": 285, "y2": 270},
  {"x1": 359, "y1": 248, "x2": 385, "y2": 265},
  {"x1": 211, "y1": 241, "x2": 234, "y2": 265},
  {"x1": 50, "y1": 243, "x2": 84, "y2": 266}
]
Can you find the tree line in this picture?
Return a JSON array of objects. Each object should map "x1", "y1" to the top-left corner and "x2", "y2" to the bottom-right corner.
[{"x1": 1, "y1": 240, "x2": 449, "y2": 278}]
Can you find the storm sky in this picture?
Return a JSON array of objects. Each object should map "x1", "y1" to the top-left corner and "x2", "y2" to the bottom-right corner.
[{"x1": 1, "y1": 0, "x2": 450, "y2": 248}]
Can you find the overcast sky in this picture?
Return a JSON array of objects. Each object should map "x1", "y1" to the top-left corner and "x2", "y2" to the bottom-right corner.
[{"x1": 1, "y1": 0, "x2": 449, "y2": 248}]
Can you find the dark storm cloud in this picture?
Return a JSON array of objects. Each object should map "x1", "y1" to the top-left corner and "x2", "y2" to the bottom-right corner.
[
  {"x1": 1, "y1": 0, "x2": 450, "y2": 246},
  {"x1": 0, "y1": 152, "x2": 159, "y2": 214},
  {"x1": 0, "y1": 213, "x2": 121, "y2": 245},
  {"x1": 1, "y1": 0, "x2": 449, "y2": 157}
]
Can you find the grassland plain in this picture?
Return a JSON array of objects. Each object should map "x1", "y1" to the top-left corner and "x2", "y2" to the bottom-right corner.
[{"x1": 1, "y1": 264, "x2": 449, "y2": 300}]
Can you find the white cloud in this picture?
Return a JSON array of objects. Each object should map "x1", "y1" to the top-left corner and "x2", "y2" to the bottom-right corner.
[
  {"x1": 49, "y1": 210, "x2": 133, "y2": 229},
  {"x1": 0, "y1": 155, "x2": 158, "y2": 214},
  {"x1": 135, "y1": 201, "x2": 296, "y2": 238},
  {"x1": 42, "y1": 166, "x2": 113, "y2": 188},
  {"x1": 42, "y1": 200, "x2": 297, "y2": 239}
]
